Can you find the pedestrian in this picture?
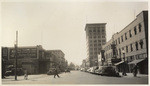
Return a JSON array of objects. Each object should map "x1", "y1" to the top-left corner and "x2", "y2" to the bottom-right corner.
[
  {"x1": 132, "y1": 64, "x2": 139, "y2": 77},
  {"x1": 54, "y1": 67, "x2": 60, "y2": 78},
  {"x1": 24, "y1": 69, "x2": 28, "y2": 80}
]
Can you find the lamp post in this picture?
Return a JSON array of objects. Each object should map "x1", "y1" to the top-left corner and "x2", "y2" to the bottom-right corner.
[
  {"x1": 15, "y1": 31, "x2": 18, "y2": 80},
  {"x1": 122, "y1": 50, "x2": 127, "y2": 76}
]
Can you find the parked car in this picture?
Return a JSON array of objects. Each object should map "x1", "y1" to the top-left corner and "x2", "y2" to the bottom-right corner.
[
  {"x1": 87, "y1": 66, "x2": 99, "y2": 74},
  {"x1": 5, "y1": 68, "x2": 24, "y2": 76},
  {"x1": 65, "y1": 68, "x2": 70, "y2": 73},
  {"x1": 47, "y1": 68, "x2": 55, "y2": 75},
  {"x1": 95, "y1": 66, "x2": 120, "y2": 77}
]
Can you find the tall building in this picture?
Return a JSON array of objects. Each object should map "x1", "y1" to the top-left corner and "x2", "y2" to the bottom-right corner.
[
  {"x1": 85, "y1": 23, "x2": 106, "y2": 67},
  {"x1": 102, "y1": 11, "x2": 148, "y2": 74}
]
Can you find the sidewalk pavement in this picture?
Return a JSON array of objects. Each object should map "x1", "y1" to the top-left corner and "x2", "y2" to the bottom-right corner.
[{"x1": 119, "y1": 72, "x2": 148, "y2": 77}]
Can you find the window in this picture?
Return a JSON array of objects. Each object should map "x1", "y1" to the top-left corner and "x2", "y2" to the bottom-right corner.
[
  {"x1": 135, "y1": 42, "x2": 138, "y2": 50},
  {"x1": 98, "y1": 36, "x2": 100, "y2": 38},
  {"x1": 125, "y1": 33, "x2": 127, "y2": 40},
  {"x1": 98, "y1": 40, "x2": 101, "y2": 42},
  {"x1": 98, "y1": 44, "x2": 101, "y2": 46},
  {"x1": 94, "y1": 48, "x2": 97, "y2": 50},
  {"x1": 121, "y1": 35, "x2": 123, "y2": 42},
  {"x1": 139, "y1": 23, "x2": 142, "y2": 32},
  {"x1": 98, "y1": 30, "x2": 100, "y2": 32},
  {"x1": 129, "y1": 30, "x2": 132, "y2": 37},
  {"x1": 130, "y1": 44, "x2": 133, "y2": 52},
  {"x1": 139, "y1": 40, "x2": 144, "y2": 49},
  {"x1": 126, "y1": 46, "x2": 128, "y2": 53},
  {"x1": 134, "y1": 26, "x2": 137, "y2": 35},
  {"x1": 118, "y1": 38, "x2": 120, "y2": 44},
  {"x1": 102, "y1": 36, "x2": 105, "y2": 38},
  {"x1": 93, "y1": 30, "x2": 96, "y2": 32},
  {"x1": 102, "y1": 40, "x2": 105, "y2": 42},
  {"x1": 94, "y1": 40, "x2": 97, "y2": 42},
  {"x1": 89, "y1": 30, "x2": 92, "y2": 32},
  {"x1": 102, "y1": 29, "x2": 105, "y2": 32}
]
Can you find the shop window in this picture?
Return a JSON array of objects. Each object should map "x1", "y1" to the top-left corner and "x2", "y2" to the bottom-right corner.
[{"x1": 139, "y1": 23, "x2": 142, "y2": 32}]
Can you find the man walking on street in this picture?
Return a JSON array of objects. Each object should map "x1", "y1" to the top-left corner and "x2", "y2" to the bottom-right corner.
[
  {"x1": 132, "y1": 64, "x2": 139, "y2": 77},
  {"x1": 54, "y1": 67, "x2": 60, "y2": 78}
]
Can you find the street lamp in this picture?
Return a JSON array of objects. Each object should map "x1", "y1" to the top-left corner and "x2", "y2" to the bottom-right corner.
[{"x1": 122, "y1": 50, "x2": 127, "y2": 76}]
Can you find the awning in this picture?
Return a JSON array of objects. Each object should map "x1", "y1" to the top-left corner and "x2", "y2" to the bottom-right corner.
[
  {"x1": 114, "y1": 61, "x2": 124, "y2": 66},
  {"x1": 128, "y1": 59, "x2": 145, "y2": 64}
]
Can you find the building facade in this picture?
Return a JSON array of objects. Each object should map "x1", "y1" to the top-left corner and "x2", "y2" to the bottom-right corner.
[
  {"x1": 85, "y1": 23, "x2": 106, "y2": 67},
  {"x1": 102, "y1": 11, "x2": 148, "y2": 74},
  {"x1": 2, "y1": 45, "x2": 68, "y2": 74}
]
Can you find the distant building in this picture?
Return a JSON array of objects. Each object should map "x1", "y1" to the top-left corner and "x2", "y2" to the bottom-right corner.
[
  {"x1": 46, "y1": 50, "x2": 67, "y2": 71},
  {"x1": 85, "y1": 23, "x2": 106, "y2": 67},
  {"x1": 102, "y1": 11, "x2": 148, "y2": 74}
]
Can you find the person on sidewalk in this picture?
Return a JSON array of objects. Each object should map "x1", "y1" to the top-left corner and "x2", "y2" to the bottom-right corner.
[
  {"x1": 132, "y1": 64, "x2": 139, "y2": 77},
  {"x1": 24, "y1": 69, "x2": 28, "y2": 80},
  {"x1": 54, "y1": 67, "x2": 60, "y2": 78}
]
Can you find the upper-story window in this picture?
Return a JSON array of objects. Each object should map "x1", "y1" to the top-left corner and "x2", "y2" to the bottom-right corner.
[
  {"x1": 130, "y1": 44, "x2": 133, "y2": 52},
  {"x1": 102, "y1": 36, "x2": 105, "y2": 38},
  {"x1": 93, "y1": 29, "x2": 96, "y2": 32},
  {"x1": 134, "y1": 26, "x2": 137, "y2": 35},
  {"x1": 139, "y1": 23, "x2": 142, "y2": 32},
  {"x1": 126, "y1": 46, "x2": 128, "y2": 53},
  {"x1": 125, "y1": 33, "x2": 127, "y2": 40},
  {"x1": 121, "y1": 35, "x2": 123, "y2": 42},
  {"x1": 118, "y1": 37, "x2": 120, "y2": 44},
  {"x1": 102, "y1": 29, "x2": 105, "y2": 32},
  {"x1": 98, "y1": 30, "x2": 100, "y2": 32},
  {"x1": 115, "y1": 40, "x2": 117, "y2": 45},
  {"x1": 89, "y1": 30, "x2": 92, "y2": 32},
  {"x1": 129, "y1": 30, "x2": 132, "y2": 37},
  {"x1": 139, "y1": 40, "x2": 144, "y2": 49},
  {"x1": 135, "y1": 42, "x2": 138, "y2": 50}
]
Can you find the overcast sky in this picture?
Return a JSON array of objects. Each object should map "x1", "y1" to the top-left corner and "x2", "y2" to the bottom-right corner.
[{"x1": 1, "y1": 1, "x2": 148, "y2": 65}]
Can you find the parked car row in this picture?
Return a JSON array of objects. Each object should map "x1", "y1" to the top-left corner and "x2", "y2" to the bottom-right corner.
[{"x1": 81, "y1": 66, "x2": 121, "y2": 77}]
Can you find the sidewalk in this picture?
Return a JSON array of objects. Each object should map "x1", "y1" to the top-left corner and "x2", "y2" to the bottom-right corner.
[{"x1": 119, "y1": 72, "x2": 148, "y2": 77}]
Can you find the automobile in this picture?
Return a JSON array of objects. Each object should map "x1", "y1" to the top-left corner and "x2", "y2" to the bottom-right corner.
[
  {"x1": 65, "y1": 68, "x2": 70, "y2": 73},
  {"x1": 95, "y1": 66, "x2": 120, "y2": 77},
  {"x1": 5, "y1": 68, "x2": 24, "y2": 76},
  {"x1": 87, "y1": 66, "x2": 99, "y2": 74},
  {"x1": 47, "y1": 68, "x2": 55, "y2": 75}
]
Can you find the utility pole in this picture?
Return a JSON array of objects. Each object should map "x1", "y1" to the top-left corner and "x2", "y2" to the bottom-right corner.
[{"x1": 15, "y1": 31, "x2": 18, "y2": 80}]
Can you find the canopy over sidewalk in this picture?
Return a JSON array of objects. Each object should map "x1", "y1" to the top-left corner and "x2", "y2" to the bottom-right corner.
[
  {"x1": 114, "y1": 61, "x2": 124, "y2": 66},
  {"x1": 128, "y1": 59, "x2": 145, "y2": 64}
]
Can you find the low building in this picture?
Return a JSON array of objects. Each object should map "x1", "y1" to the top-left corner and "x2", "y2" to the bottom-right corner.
[{"x1": 2, "y1": 45, "x2": 68, "y2": 74}]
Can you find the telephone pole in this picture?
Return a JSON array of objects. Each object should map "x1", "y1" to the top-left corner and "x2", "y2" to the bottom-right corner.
[{"x1": 15, "y1": 31, "x2": 18, "y2": 80}]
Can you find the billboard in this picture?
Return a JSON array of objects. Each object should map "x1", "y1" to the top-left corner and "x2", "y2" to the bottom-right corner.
[{"x1": 9, "y1": 48, "x2": 37, "y2": 59}]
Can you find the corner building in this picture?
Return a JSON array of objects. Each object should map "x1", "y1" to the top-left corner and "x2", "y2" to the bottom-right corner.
[
  {"x1": 102, "y1": 11, "x2": 148, "y2": 74},
  {"x1": 85, "y1": 23, "x2": 106, "y2": 67}
]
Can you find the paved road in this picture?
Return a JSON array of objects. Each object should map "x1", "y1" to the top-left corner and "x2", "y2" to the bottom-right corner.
[{"x1": 2, "y1": 71, "x2": 148, "y2": 84}]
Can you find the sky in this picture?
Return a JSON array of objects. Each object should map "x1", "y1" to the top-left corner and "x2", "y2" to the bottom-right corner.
[{"x1": 1, "y1": 0, "x2": 148, "y2": 65}]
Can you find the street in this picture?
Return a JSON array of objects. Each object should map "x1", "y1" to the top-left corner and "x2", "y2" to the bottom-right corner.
[{"x1": 2, "y1": 70, "x2": 148, "y2": 84}]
